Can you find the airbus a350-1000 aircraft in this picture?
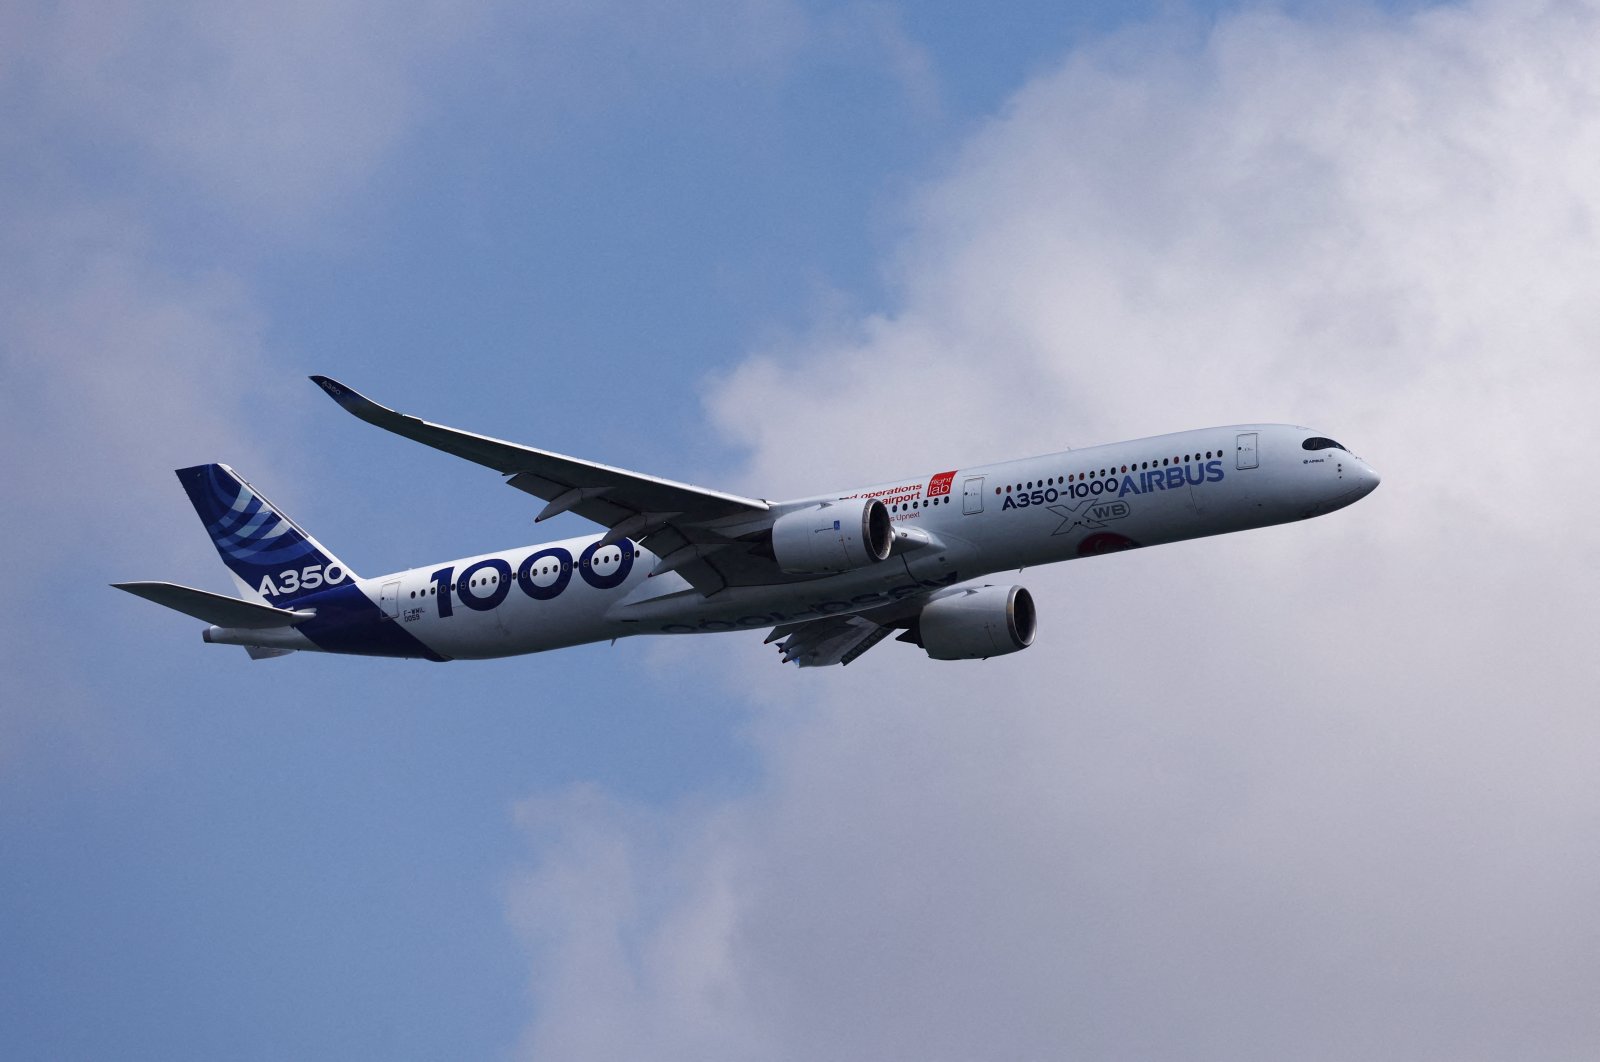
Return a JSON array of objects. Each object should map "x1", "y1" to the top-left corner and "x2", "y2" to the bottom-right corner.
[{"x1": 115, "y1": 377, "x2": 1380, "y2": 667}]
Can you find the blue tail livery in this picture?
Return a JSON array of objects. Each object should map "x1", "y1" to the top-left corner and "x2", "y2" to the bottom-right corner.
[{"x1": 174, "y1": 464, "x2": 357, "y2": 607}]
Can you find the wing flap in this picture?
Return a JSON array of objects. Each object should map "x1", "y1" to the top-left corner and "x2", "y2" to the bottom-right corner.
[
  {"x1": 767, "y1": 589, "x2": 951, "y2": 667},
  {"x1": 774, "y1": 616, "x2": 894, "y2": 667},
  {"x1": 772, "y1": 615, "x2": 896, "y2": 668}
]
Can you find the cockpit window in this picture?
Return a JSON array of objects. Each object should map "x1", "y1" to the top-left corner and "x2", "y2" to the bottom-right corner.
[{"x1": 1302, "y1": 436, "x2": 1346, "y2": 452}]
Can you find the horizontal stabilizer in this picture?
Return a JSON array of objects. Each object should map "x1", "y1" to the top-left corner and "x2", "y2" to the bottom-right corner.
[
  {"x1": 112, "y1": 581, "x2": 316, "y2": 629},
  {"x1": 244, "y1": 645, "x2": 297, "y2": 661}
]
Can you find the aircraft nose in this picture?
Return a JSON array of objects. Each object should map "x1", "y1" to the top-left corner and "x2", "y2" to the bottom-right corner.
[{"x1": 1348, "y1": 459, "x2": 1380, "y2": 499}]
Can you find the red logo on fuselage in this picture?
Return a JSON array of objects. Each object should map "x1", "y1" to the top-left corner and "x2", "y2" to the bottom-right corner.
[{"x1": 927, "y1": 470, "x2": 957, "y2": 497}]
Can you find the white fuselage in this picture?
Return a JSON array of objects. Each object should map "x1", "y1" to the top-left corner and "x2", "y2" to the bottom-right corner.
[{"x1": 208, "y1": 424, "x2": 1379, "y2": 661}]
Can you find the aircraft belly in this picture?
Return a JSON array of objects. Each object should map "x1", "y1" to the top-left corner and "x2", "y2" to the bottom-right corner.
[
  {"x1": 289, "y1": 581, "x2": 448, "y2": 660},
  {"x1": 406, "y1": 584, "x2": 628, "y2": 660}
]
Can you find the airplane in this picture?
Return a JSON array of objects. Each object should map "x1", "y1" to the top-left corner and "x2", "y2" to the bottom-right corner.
[{"x1": 113, "y1": 377, "x2": 1380, "y2": 667}]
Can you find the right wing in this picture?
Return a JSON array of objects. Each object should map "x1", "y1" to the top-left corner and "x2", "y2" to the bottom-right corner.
[
  {"x1": 766, "y1": 592, "x2": 935, "y2": 667},
  {"x1": 768, "y1": 615, "x2": 896, "y2": 667},
  {"x1": 311, "y1": 376, "x2": 791, "y2": 596}
]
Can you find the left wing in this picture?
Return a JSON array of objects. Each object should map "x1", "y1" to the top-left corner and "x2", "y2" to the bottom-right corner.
[
  {"x1": 311, "y1": 376, "x2": 781, "y2": 595},
  {"x1": 112, "y1": 581, "x2": 317, "y2": 628}
]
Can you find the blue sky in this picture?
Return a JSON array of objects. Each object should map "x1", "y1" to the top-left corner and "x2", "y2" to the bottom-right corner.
[{"x1": 5, "y1": 2, "x2": 1600, "y2": 1059}]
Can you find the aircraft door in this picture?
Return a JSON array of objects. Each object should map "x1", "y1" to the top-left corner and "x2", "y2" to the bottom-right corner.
[
  {"x1": 379, "y1": 579, "x2": 402, "y2": 620},
  {"x1": 962, "y1": 476, "x2": 985, "y2": 514},
  {"x1": 1235, "y1": 432, "x2": 1259, "y2": 470}
]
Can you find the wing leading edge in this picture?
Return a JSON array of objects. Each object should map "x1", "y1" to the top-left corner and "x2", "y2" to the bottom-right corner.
[{"x1": 310, "y1": 376, "x2": 782, "y2": 594}]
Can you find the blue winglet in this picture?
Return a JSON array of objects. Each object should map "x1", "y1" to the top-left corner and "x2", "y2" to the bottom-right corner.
[{"x1": 309, "y1": 375, "x2": 366, "y2": 411}]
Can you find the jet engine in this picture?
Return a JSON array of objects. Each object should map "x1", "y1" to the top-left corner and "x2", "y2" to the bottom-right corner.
[
  {"x1": 914, "y1": 585, "x2": 1036, "y2": 660},
  {"x1": 770, "y1": 498, "x2": 893, "y2": 575}
]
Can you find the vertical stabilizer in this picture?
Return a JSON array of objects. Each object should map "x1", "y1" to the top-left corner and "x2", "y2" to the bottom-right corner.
[{"x1": 174, "y1": 464, "x2": 358, "y2": 607}]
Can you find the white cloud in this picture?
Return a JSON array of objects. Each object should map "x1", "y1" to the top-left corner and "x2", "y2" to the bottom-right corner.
[
  {"x1": 0, "y1": 0, "x2": 919, "y2": 770},
  {"x1": 510, "y1": 2, "x2": 1600, "y2": 1058},
  {"x1": 0, "y1": 0, "x2": 479, "y2": 763},
  {"x1": 0, "y1": 203, "x2": 291, "y2": 770},
  {"x1": 5, "y1": 0, "x2": 493, "y2": 223}
]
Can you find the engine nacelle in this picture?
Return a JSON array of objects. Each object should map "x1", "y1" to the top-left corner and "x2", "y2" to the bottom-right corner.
[
  {"x1": 917, "y1": 585, "x2": 1036, "y2": 660},
  {"x1": 771, "y1": 497, "x2": 893, "y2": 575}
]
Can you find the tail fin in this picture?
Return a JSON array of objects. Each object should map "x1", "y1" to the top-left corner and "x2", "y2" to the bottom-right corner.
[{"x1": 175, "y1": 464, "x2": 358, "y2": 607}]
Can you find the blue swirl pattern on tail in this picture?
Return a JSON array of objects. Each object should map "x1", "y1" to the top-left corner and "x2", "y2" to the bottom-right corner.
[{"x1": 175, "y1": 464, "x2": 356, "y2": 606}]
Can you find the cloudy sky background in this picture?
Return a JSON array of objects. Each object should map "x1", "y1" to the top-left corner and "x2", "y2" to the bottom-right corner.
[{"x1": 3, "y1": 1, "x2": 1598, "y2": 1058}]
